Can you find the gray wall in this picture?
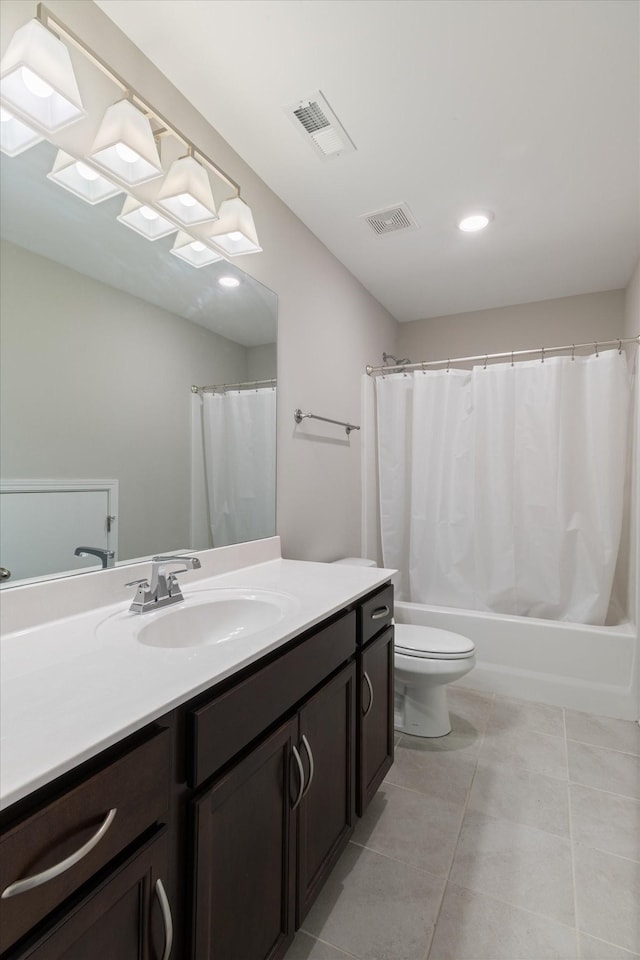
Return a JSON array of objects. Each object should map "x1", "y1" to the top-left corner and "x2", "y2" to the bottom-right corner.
[
  {"x1": 0, "y1": 0, "x2": 398, "y2": 563},
  {"x1": 0, "y1": 239, "x2": 247, "y2": 560},
  {"x1": 397, "y1": 289, "x2": 626, "y2": 363}
]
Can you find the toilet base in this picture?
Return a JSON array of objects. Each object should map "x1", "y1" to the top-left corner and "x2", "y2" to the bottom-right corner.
[{"x1": 395, "y1": 682, "x2": 452, "y2": 738}]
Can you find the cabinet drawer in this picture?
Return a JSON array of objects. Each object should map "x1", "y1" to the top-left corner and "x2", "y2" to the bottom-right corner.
[
  {"x1": 190, "y1": 610, "x2": 356, "y2": 787},
  {"x1": 0, "y1": 728, "x2": 170, "y2": 953},
  {"x1": 358, "y1": 583, "x2": 394, "y2": 647}
]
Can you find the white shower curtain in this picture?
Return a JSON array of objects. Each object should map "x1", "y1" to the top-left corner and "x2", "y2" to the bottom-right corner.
[
  {"x1": 377, "y1": 350, "x2": 632, "y2": 625},
  {"x1": 201, "y1": 388, "x2": 276, "y2": 547}
]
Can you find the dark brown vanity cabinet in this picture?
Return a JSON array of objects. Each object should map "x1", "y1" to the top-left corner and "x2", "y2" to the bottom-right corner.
[
  {"x1": 190, "y1": 628, "x2": 357, "y2": 960},
  {"x1": 1, "y1": 582, "x2": 393, "y2": 960},
  {"x1": 1, "y1": 729, "x2": 172, "y2": 960},
  {"x1": 356, "y1": 584, "x2": 394, "y2": 815},
  {"x1": 8, "y1": 829, "x2": 171, "y2": 960}
]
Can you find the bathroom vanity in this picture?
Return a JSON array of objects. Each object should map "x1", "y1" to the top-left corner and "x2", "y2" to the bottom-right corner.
[{"x1": 0, "y1": 549, "x2": 394, "y2": 960}]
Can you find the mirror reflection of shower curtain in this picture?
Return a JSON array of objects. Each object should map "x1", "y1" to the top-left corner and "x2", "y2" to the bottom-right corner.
[
  {"x1": 376, "y1": 350, "x2": 632, "y2": 625},
  {"x1": 201, "y1": 388, "x2": 276, "y2": 547}
]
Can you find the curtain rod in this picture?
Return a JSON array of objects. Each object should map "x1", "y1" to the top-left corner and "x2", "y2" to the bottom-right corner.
[
  {"x1": 366, "y1": 335, "x2": 640, "y2": 376},
  {"x1": 192, "y1": 379, "x2": 276, "y2": 393}
]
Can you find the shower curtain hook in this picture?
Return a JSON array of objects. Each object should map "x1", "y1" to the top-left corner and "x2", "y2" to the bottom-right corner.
[
  {"x1": 595, "y1": 342, "x2": 599, "y2": 358},
  {"x1": 618, "y1": 339, "x2": 623, "y2": 355},
  {"x1": 571, "y1": 344, "x2": 575, "y2": 361},
  {"x1": 421, "y1": 361, "x2": 426, "y2": 375},
  {"x1": 446, "y1": 359, "x2": 450, "y2": 373},
  {"x1": 484, "y1": 355, "x2": 488, "y2": 370},
  {"x1": 511, "y1": 351, "x2": 514, "y2": 367},
  {"x1": 541, "y1": 346, "x2": 545, "y2": 364}
]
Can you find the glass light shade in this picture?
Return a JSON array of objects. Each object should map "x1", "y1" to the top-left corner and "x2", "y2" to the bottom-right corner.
[
  {"x1": 0, "y1": 106, "x2": 42, "y2": 156},
  {"x1": 0, "y1": 18, "x2": 85, "y2": 131},
  {"x1": 47, "y1": 150, "x2": 122, "y2": 204},
  {"x1": 207, "y1": 197, "x2": 261, "y2": 256},
  {"x1": 156, "y1": 155, "x2": 217, "y2": 225},
  {"x1": 117, "y1": 196, "x2": 177, "y2": 241},
  {"x1": 170, "y1": 231, "x2": 223, "y2": 268},
  {"x1": 89, "y1": 99, "x2": 163, "y2": 185}
]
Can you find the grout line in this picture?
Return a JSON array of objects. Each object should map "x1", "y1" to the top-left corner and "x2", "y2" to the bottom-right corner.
[
  {"x1": 424, "y1": 698, "x2": 494, "y2": 959},
  {"x1": 347, "y1": 838, "x2": 450, "y2": 882},
  {"x1": 565, "y1": 708, "x2": 582, "y2": 960},
  {"x1": 566, "y1": 736, "x2": 640, "y2": 759}
]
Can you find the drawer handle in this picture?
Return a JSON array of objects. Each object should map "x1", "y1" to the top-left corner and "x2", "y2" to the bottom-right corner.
[
  {"x1": 1, "y1": 807, "x2": 117, "y2": 900},
  {"x1": 371, "y1": 605, "x2": 390, "y2": 620},
  {"x1": 301, "y1": 735, "x2": 315, "y2": 799},
  {"x1": 363, "y1": 671, "x2": 375, "y2": 717},
  {"x1": 291, "y1": 745, "x2": 305, "y2": 811},
  {"x1": 155, "y1": 878, "x2": 174, "y2": 960}
]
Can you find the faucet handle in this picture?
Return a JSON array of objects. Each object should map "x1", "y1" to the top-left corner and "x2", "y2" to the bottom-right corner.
[{"x1": 125, "y1": 577, "x2": 150, "y2": 589}]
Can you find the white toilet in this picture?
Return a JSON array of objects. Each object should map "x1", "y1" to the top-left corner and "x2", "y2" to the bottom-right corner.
[{"x1": 333, "y1": 558, "x2": 476, "y2": 738}]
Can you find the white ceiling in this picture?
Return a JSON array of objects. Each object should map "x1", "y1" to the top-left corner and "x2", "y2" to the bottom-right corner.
[{"x1": 97, "y1": 0, "x2": 639, "y2": 323}]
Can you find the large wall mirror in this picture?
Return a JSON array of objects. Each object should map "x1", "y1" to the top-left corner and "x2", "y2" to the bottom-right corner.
[{"x1": 0, "y1": 140, "x2": 277, "y2": 587}]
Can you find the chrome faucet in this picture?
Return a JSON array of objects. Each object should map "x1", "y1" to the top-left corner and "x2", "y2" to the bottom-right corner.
[
  {"x1": 126, "y1": 555, "x2": 202, "y2": 614},
  {"x1": 74, "y1": 546, "x2": 115, "y2": 569}
]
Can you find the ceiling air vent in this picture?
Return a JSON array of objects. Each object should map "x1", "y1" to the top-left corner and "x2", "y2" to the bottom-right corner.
[
  {"x1": 286, "y1": 91, "x2": 356, "y2": 160},
  {"x1": 362, "y1": 203, "x2": 419, "y2": 236}
]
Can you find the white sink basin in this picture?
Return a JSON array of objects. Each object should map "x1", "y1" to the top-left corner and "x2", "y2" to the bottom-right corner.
[{"x1": 97, "y1": 588, "x2": 298, "y2": 649}]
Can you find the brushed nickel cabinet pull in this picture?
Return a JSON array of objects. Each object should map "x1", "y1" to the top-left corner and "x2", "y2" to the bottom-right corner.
[
  {"x1": 1, "y1": 808, "x2": 117, "y2": 899},
  {"x1": 155, "y1": 878, "x2": 174, "y2": 960},
  {"x1": 301, "y1": 735, "x2": 315, "y2": 798},
  {"x1": 291, "y1": 745, "x2": 305, "y2": 811},
  {"x1": 371, "y1": 605, "x2": 390, "y2": 620},
  {"x1": 363, "y1": 672, "x2": 374, "y2": 717}
]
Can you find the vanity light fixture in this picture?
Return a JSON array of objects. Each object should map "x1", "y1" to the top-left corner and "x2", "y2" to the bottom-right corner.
[
  {"x1": 218, "y1": 276, "x2": 241, "y2": 288},
  {"x1": 208, "y1": 197, "x2": 262, "y2": 256},
  {"x1": 117, "y1": 196, "x2": 177, "y2": 240},
  {"x1": 156, "y1": 154, "x2": 218, "y2": 226},
  {"x1": 89, "y1": 99, "x2": 163, "y2": 186},
  {"x1": 0, "y1": 18, "x2": 85, "y2": 131},
  {"x1": 47, "y1": 150, "x2": 123, "y2": 204},
  {"x1": 458, "y1": 212, "x2": 494, "y2": 232},
  {"x1": 0, "y1": 105, "x2": 42, "y2": 156},
  {"x1": 170, "y1": 231, "x2": 224, "y2": 268},
  {"x1": 1, "y1": 6, "x2": 262, "y2": 255}
]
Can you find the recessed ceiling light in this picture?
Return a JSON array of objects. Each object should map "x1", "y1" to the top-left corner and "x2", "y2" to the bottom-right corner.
[
  {"x1": 458, "y1": 212, "x2": 493, "y2": 232},
  {"x1": 218, "y1": 276, "x2": 240, "y2": 288}
]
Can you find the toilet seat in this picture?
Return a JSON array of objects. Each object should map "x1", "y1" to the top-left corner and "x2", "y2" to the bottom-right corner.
[{"x1": 394, "y1": 624, "x2": 475, "y2": 660}]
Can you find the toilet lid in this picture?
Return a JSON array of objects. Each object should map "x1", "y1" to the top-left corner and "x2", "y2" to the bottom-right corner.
[{"x1": 394, "y1": 623, "x2": 475, "y2": 660}]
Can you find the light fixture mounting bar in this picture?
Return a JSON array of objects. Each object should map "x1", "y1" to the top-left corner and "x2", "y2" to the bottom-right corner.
[{"x1": 35, "y1": 3, "x2": 241, "y2": 197}]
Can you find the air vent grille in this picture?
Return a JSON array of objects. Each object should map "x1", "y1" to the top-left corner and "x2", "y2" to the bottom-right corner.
[
  {"x1": 286, "y1": 91, "x2": 356, "y2": 160},
  {"x1": 362, "y1": 203, "x2": 419, "y2": 236}
]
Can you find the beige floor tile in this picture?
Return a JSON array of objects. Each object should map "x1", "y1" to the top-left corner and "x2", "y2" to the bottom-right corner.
[
  {"x1": 468, "y1": 758, "x2": 570, "y2": 837},
  {"x1": 386, "y1": 738, "x2": 478, "y2": 805},
  {"x1": 565, "y1": 710, "x2": 640, "y2": 757},
  {"x1": 428, "y1": 882, "x2": 578, "y2": 960},
  {"x1": 568, "y1": 741, "x2": 640, "y2": 800},
  {"x1": 574, "y1": 844, "x2": 640, "y2": 954},
  {"x1": 351, "y1": 781, "x2": 465, "y2": 876},
  {"x1": 490, "y1": 695, "x2": 565, "y2": 737},
  {"x1": 578, "y1": 933, "x2": 640, "y2": 959},
  {"x1": 283, "y1": 931, "x2": 357, "y2": 959},
  {"x1": 449, "y1": 810, "x2": 575, "y2": 925},
  {"x1": 302, "y1": 843, "x2": 445, "y2": 960},
  {"x1": 570, "y1": 784, "x2": 640, "y2": 861},
  {"x1": 480, "y1": 723, "x2": 568, "y2": 779},
  {"x1": 447, "y1": 685, "x2": 494, "y2": 732}
]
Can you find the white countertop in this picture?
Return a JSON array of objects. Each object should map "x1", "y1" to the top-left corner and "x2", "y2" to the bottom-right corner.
[{"x1": 0, "y1": 555, "x2": 393, "y2": 811}]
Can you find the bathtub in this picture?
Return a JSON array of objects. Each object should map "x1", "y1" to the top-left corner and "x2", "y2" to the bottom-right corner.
[{"x1": 394, "y1": 601, "x2": 639, "y2": 721}]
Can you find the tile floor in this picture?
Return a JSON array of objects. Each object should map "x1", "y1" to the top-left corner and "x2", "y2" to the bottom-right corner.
[{"x1": 284, "y1": 686, "x2": 640, "y2": 960}]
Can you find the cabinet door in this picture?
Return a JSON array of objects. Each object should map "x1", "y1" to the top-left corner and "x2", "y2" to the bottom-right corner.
[
  {"x1": 191, "y1": 718, "x2": 297, "y2": 960},
  {"x1": 358, "y1": 627, "x2": 394, "y2": 816},
  {"x1": 296, "y1": 662, "x2": 356, "y2": 925},
  {"x1": 11, "y1": 829, "x2": 172, "y2": 960}
]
